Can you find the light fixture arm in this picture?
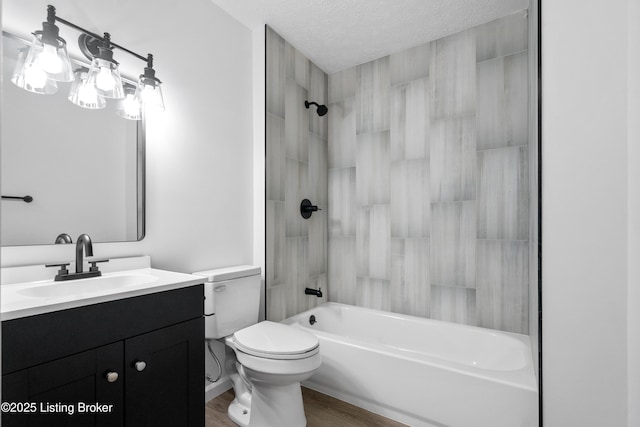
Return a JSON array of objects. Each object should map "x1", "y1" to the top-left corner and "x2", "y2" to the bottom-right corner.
[{"x1": 46, "y1": 4, "x2": 151, "y2": 65}]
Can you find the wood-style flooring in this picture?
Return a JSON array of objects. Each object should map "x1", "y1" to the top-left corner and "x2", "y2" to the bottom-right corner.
[{"x1": 205, "y1": 387, "x2": 408, "y2": 427}]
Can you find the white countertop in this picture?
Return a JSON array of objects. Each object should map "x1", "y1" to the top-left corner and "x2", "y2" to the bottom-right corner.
[{"x1": 1, "y1": 257, "x2": 204, "y2": 320}]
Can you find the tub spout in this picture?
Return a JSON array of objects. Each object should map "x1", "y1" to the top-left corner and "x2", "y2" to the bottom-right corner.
[{"x1": 305, "y1": 287, "x2": 322, "y2": 297}]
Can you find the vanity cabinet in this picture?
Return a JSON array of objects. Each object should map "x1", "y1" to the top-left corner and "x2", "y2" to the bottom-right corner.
[{"x1": 1, "y1": 284, "x2": 204, "y2": 427}]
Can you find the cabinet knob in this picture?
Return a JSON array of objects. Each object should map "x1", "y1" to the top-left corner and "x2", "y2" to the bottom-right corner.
[
  {"x1": 105, "y1": 371, "x2": 119, "y2": 383},
  {"x1": 134, "y1": 360, "x2": 147, "y2": 372}
]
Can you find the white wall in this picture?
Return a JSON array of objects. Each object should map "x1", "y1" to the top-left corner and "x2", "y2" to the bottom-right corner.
[
  {"x1": 627, "y1": 1, "x2": 640, "y2": 425},
  {"x1": 543, "y1": 1, "x2": 630, "y2": 426},
  {"x1": 1, "y1": 0, "x2": 254, "y2": 402},
  {"x1": 1, "y1": 0, "x2": 254, "y2": 274}
]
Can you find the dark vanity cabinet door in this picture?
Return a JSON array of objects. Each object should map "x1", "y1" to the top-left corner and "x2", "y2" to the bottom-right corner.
[
  {"x1": 1, "y1": 342, "x2": 123, "y2": 427},
  {"x1": 1, "y1": 285, "x2": 204, "y2": 427},
  {"x1": 124, "y1": 318, "x2": 204, "y2": 427}
]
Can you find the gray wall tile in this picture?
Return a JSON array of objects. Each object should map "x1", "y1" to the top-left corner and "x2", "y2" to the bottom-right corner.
[
  {"x1": 356, "y1": 277, "x2": 391, "y2": 311},
  {"x1": 356, "y1": 57, "x2": 390, "y2": 133},
  {"x1": 267, "y1": 27, "x2": 329, "y2": 322},
  {"x1": 329, "y1": 67, "x2": 356, "y2": 103},
  {"x1": 356, "y1": 206, "x2": 391, "y2": 280},
  {"x1": 285, "y1": 41, "x2": 309, "y2": 90},
  {"x1": 391, "y1": 238, "x2": 430, "y2": 317},
  {"x1": 430, "y1": 285, "x2": 476, "y2": 325},
  {"x1": 504, "y1": 53, "x2": 528, "y2": 148},
  {"x1": 528, "y1": 240, "x2": 538, "y2": 359},
  {"x1": 266, "y1": 201, "x2": 286, "y2": 287},
  {"x1": 285, "y1": 79, "x2": 309, "y2": 161},
  {"x1": 433, "y1": 29, "x2": 476, "y2": 119},
  {"x1": 285, "y1": 159, "x2": 309, "y2": 237},
  {"x1": 477, "y1": 57, "x2": 503, "y2": 150},
  {"x1": 527, "y1": 4, "x2": 539, "y2": 368},
  {"x1": 390, "y1": 43, "x2": 431, "y2": 86},
  {"x1": 266, "y1": 27, "x2": 286, "y2": 118},
  {"x1": 309, "y1": 62, "x2": 328, "y2": 139},
  {"x1": 529, "y1": 123, "x2": 538, "y2": 245},
  {"x1": 308, "y1": 211, "x2": 327, "y2": 277},
  {"x1": 285, "y1": 236, "x2": 309, "y2": 317},
  {"x1": 477, "y1": 52, "x2": 528, "y2": 150},
  {"x1": 430, "y1": 201, "x2": 476, "y2": 287},
  {"x1": 476, "y1": 11, "x2": 528, "y2": 62},
  {"x1": 266, "y1": 113, "x2": 285, "y2": 201},
  {"x1": 390, "y1": 77, "x2": 430, "y2": 161},
  {"x1": 267, "y1": 284, "x2": 287, "y2": 322},
  {"x1": 476, "y1": 240, "x2": 528, "y2": 333},
  {"x1": 356, "y1": 131, "x2": 391, "y2": 205},
  {"x1": 309, "y1": 133, "x2": 328, "y2": 206},
  {"x1": 477, "y1": 146, "x2": 529, "y2": 240},
  {"x1": 391, "y1": 159, "x2": 430, "y2": 238},
  {"x1": 430, "y1": 115, "x2": 476, "y2": 202},
  {"x1": 269, "y1": 16, "x2": 532, "y2": 334},
  {"x1": 328, "y1": 167, "x2": 356, "y2": 236},
  {"x1": 328, "y1": 97, "x2": 356, "y2": 168},
  {"x1": 328, "y1": 236, "x2": 357, "y2": 304}
]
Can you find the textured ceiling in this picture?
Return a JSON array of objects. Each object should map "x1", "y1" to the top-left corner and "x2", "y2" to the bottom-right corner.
[{"x1": 209, "y1": 0, "x2": 529, "y2": 74}]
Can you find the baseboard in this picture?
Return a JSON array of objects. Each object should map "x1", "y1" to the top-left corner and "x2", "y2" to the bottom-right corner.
[{"x1": 205, "y1": 375, "x2": 232, "y2": 402}]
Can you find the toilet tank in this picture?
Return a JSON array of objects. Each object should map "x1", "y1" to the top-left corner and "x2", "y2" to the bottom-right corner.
[{"x1": 192, "y1": 265, "x2": 261, "y2": 339}]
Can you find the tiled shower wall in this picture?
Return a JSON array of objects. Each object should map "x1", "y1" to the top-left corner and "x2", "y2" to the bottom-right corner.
[
  {"x1": 266, "y1": 27, "x2": 329, "y2": 321},
  {"x1": 327, "y1": 11, "x2": 530, "y2": 333}
]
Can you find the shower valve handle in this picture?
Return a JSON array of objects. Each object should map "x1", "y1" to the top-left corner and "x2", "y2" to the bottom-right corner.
[{"x1": 300, "y1": 199, "x2": 321, "y2": 219}]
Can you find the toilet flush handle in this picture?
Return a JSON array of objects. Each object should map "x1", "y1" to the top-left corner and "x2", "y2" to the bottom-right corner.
[{"x1": 134, "y1": 360, "x2": 147, "y2": 372}]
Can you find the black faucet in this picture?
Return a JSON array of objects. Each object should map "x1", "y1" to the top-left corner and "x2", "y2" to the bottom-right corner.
[
  {"x1": 305, "y1": 287, "x2": 323, "y2": 298},
  {"x1": 54, "y1": 233, "x2": 72, "y2": 244},
  {"x1": 76, "y1": 233, "x2": 93, "y2": 273},
  {"x1": 45, "y1": 234, "x2": 109, "y2": 281}
]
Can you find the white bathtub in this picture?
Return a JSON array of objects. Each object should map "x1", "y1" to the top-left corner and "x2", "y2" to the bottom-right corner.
[{"x1": 282, "y1": 302, "x2": 538, "y2": 427}]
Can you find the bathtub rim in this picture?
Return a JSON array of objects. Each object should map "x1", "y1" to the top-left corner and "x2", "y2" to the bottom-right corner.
[{"x1": 283, "y1": 302, "x2": 538, "y2": 392}]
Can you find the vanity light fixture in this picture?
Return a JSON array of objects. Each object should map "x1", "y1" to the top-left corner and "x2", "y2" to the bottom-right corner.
[
  {"x1": 16, "y1": 5, "x2": 73, "y2": 85},
  {"x1": 68, "y1": 67, "x2": 106, "y2": 109},
  {"x1": 84, "y1": 33, "x2": 125, "y2": 99},
  {"x1": 116, "y1": 84, "x2": 142, "y2": 120},
  {"x1": 13, "y1": 4, "x2": 165, "y2": 120},
  {"x1": 134, "y1": 54, "x2": 165, "y2": 112},
  {"x1": 11, "y1": 47, "x2": 58, "y2": 94}
]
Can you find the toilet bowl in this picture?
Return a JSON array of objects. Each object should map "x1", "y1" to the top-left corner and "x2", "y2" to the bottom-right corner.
[
  {"x1": 192, "y1": 266, "x2": 321, "y2": 427},
  {"x1": 225, "y1": 321, "x2": 321, "y2": 427}
]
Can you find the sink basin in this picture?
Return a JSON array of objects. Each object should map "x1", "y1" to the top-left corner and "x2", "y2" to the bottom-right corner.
[
  {"x1": 17, "y1": 273, "x2": 158, "y2": 298},
  {"x1": 1, "y1": 258, "x2": 205, "y2": 320}
]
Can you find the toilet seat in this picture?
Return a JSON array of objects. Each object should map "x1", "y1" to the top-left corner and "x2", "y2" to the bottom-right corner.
[{"x1": 232, "y1": 321, "x2": 319, "y2": 360}]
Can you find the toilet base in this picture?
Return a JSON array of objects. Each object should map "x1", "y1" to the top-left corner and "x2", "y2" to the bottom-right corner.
[
  {"x1": 248, "y1": 380, "x2": 306, "y2": 427},
  {"x1": 228, "y1": 398, "x2": 250, "y2": 427},
  {"x1": 227, "y1": 382, "x2": 307, "y2": 427}
]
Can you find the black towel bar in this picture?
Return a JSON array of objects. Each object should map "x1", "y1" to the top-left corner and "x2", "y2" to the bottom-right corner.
[{"x1": 2, "y1": 195, "x2": 33, "y2": 203}]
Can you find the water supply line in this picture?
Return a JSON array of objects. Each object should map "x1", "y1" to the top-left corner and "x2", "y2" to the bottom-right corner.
[{"x1": 205, "y1": 339, "x2": 222, "y2": 383}]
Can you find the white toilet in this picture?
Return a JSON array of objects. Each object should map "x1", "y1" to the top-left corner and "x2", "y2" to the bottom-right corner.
[{"x1": 193, "y1": 265, "x2": 321, "y2": 427}]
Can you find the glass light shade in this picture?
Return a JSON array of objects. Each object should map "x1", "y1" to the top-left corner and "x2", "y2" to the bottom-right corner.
[
  {"x1": 11, "y1": 47, "x2": 58, "y2": 94},
  {"x1": 22, "y1": 32, "x2": 73, "y2": 82},
  {"x1": 134, "y1": 78, "x2": 165, "y2": 112},
  {"x1": 68, "y1": 69, "x2": 106, "y2": 109},
  {"x1": 116, "y1": 87, "x2": 142, "y2": 120},
  {"x1": 86, "y1": 57, "x2": 125, "y2": 99}
]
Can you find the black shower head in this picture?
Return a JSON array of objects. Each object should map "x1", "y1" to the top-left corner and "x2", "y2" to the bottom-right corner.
[{"x1": 304, "y1": 100, "x2": 328, "y2": 117}]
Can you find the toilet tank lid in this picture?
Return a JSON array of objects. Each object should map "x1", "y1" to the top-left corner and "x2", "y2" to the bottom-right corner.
[{"x1": 192, "y1": 265, "x2": 261, "y2": 282}]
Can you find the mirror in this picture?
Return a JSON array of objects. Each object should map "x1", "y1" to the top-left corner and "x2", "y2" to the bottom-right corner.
[{"x1": 0, "y1": 31, "x2": 145, "y2": 246}]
